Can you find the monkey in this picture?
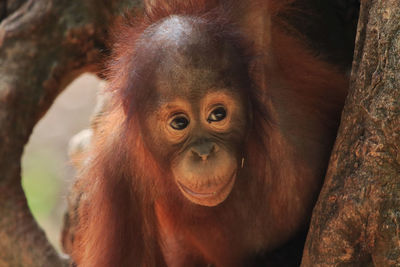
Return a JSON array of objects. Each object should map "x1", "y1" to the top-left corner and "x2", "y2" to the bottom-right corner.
[{"x1": 66, "y1": 1, "x2": 351, "y2": 266}]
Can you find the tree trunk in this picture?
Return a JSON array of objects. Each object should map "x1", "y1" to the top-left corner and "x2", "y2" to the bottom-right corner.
[
  {"x1": 302, "y1": 0, "x2": 400, "y2": 266},
  {"x1": 0, "y1": 0, "x2": 141, "y2": 266}
]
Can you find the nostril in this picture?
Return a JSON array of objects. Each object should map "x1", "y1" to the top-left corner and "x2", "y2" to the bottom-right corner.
[
  {"x1": 191, "y1": 149, "x2": 209, "y2": 161},
  {"x1": 209, "y1": 144, "x2": 215, "y2": 154},
  {"x1": 212, "y1": 144, "x2": 219, "y2": 153},
  {"x1": 200, "y1": 154, "x2": 208, "y2": 161},
  {"x1": 191, "y1": 143, "x2": 216, "y2": 161}
]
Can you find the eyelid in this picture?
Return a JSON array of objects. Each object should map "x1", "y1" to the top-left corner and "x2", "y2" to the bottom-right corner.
[
  {"x1": 167, "y1": 112, "x2": 189, "y2": 125},
  {"x1": 168, "y1": 112, "x2": 190, "y2": 126},
  {"x1": 212, "y1": 103, "x2": 224, "y2": 108},
  {"x1": 170, "y1": 111, "x2": 188, "y2": 118},
  {"x1": 159, "y1": 100, "x2": 191, "y2": 120},
  {"x1": 208, "y1": 104, "x2": 227, "y2": 115},
  {"x1": 210, "y1": 104, "x2": 226, "y2": 111},
  {"x1": 206, "y1": 103, "x2": 226, "y2": 113}
]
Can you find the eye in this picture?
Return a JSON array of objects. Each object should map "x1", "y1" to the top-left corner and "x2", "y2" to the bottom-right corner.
[
  {"x1": 170, "y1": 115, "x2": 189, "y2": 130},
  {"x1": 207, "y1": 106, "x2": 227, "y2": 123}
]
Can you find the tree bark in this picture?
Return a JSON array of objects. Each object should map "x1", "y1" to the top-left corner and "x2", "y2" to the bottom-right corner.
[
  {"x1": 0, "y1": 0, "x2": 141, "y2": 266},
  {"x1": 302, "y1": 0, "x2": 400, "y2": 266}
]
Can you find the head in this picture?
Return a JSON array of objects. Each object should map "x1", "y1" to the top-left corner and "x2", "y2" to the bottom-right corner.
[{"x1": 122, "y1": 15, "x2": 253, "y2": 207}]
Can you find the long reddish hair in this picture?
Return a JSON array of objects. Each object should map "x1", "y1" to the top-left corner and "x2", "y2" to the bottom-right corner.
[
  {"x1": 70, "y1": 0, "x2": 348, "y2": 266},
  {"x1": 72, "y1": 1, "x2": 267, "y2": 266}
]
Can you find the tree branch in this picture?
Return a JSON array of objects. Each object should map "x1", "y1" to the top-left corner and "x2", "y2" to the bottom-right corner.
[{"x1": 0, "y1": 0, "x2": 142, "y2": 265}]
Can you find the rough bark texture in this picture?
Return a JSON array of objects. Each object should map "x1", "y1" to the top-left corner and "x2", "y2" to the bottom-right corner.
[
  {"x1": 302, "y1": 0, "x2": 400, "y2": 266},
  {"x1": 0, "y1": 0, "x2": 142, "y2": 266}
]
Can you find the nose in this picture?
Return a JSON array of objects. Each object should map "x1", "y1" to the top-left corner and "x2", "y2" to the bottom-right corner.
[{"x1": 191, "y1": 142, "x2": 217, "y2": 161}]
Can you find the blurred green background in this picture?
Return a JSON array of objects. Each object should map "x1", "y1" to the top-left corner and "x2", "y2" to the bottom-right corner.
[{"x1": 21, "y1": 74, "x2": 100, "y2": 252}]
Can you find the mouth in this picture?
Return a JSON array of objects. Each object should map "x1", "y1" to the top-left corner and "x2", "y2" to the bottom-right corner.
[{"x1": 177, "y1": 172, "x2": 237, "y2": 207}]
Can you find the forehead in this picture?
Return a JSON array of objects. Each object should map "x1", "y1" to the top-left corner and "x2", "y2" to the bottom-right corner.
[
  {"x1": 147, "y1": 17, "x2": 245, "y2": 103},
  {"x1": 155, "y1": 60, "x2": 228, "y2": 102}
]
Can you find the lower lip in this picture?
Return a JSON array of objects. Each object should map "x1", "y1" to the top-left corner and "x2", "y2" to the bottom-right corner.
[{"x1": 178, "y1": 172, "x2": 236, "y2": 199}]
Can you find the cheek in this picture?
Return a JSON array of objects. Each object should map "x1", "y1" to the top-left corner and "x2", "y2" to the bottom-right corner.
[
  {"x1": 141, "y1": 117, "x2": 173, "y2": 160},
  {"x1": 228, "y1": 113, "x2": 249, "y2": 145},
  {"x1": 226, "y1": 99, "x2": 248, "y2": 137}
]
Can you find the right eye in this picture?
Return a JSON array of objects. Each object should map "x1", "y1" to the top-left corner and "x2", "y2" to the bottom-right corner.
[
  {"x1": 170, "y1": 115, "x2": 189, "y2": 130},
  {"x1": 207, "y1": 106, "x2": 227, "y2": 123}
]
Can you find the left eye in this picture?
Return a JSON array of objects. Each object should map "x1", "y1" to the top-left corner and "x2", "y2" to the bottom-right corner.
[
  {"x1": 170, "y1": 116, "x2": 189, "y2": 130},
  {"x1": 207, "y1": 106, "x2": 227, "y2": 123}
]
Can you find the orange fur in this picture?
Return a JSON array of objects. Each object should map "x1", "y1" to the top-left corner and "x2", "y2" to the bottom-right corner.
[{"x1": 70, "y1": 1, "x2": 348, "y2": 266}]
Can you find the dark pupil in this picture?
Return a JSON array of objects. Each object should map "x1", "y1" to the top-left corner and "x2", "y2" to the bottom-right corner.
[
  {"x1": 170, "y1": 117, "x2": 189, "y2": 130},
  {"x1": 208, "y1": 107, "x2": 226, "y2": 122}
]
